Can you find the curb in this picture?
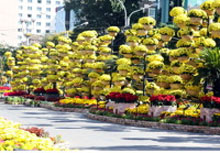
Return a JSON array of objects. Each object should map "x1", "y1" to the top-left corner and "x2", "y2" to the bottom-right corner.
[{"x1": 86, "y1": 112, "x2": 220, "y2": 135}]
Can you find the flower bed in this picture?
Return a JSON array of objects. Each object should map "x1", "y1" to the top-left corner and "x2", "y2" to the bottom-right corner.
[{"x1": 0, "y1": 117, "x2": 68, "y2": 151}]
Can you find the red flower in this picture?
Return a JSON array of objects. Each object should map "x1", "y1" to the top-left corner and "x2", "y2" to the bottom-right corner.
[{"x1": 46, "y1": 88, "x2": 59, "y2": 94}]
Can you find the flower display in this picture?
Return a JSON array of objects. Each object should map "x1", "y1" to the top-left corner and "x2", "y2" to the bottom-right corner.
[
  {"x1": 138, "y1": 16, "x2": 156, "y2": 26},
  {"x1": 150, "y1": 95, "x2": 176, "y2": 106},
  {"x1": 159, "y1": 26, "x2": 175, "y2": 36},
  {"x1": 188, "y1": 9, "x2": 207, "y2": 19},
  {"x1": 200, "y1": 96, "x2": 220, "y2": 108},
  {"x1": 106, "y1": 92, "x2": 138, "y2": 103},
  {"x1": 170, "y1": 7, "x2": 186, "y2": 17}
]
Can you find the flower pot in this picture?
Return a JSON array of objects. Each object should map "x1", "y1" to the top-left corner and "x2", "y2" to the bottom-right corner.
[
  {"x1": 148, "y1": 72, "x2": 157, "y2": 77},
  {"x1": 190, "y1": 17, "x2": 202, "y2": 25},
  {"x1": 151, "y1": 69, "x2": 162, "y2": 75},
  {"x1": 86, "y1": 59, "x2": 95, "y2": 63},
  {"x1": 119, "y1": 70, "x2": 129, "y2": 76},
  {"x1": 113, "y1": 103, "x2": 136, "y2": 114},
  {"x1": 143, "y1": 25, "x2": 154, "y2": 31},
  {"x1": 170, "y1": 83, "x2": 183, "y2": 90},
  {"x1": 86, "y1": 50, "x2": 95, "y2": 55},
  {"x1": 177, "y1": 56, "x2": 189, "y2": 63},
  {"x1": 95, "y1": 68, "x2": 103, "y2": 73},
  {"x1": 148, "y1": 105, "x2": 177, "y2": 117},
  {"x1": 158, "y1": 41, "x2": 165, "y2": 48},
  {"x1": 187, "y1": 60, "x2": 197, "y2": 67},
  {"x1": 172, "y1": 67, "x2": 180, "y2": 74},
  {"x1": 133, "y1": 74, "x2": 143, "y2": 81},
  {"x1": 181, "y1": 74, "x2": 192, "y2": 80},
  {"x1": 156, "y1": 82, "x2": 170, "y2": 89},
  {"x1": 132, "y1": 59, "x2": 141, "y2": 65},
  {"x1": 114, "y1": 80, "x2": 125, "y2": 87},
  {"x1": 137, "y1": 29, "x2": 148, "y2": 36},
  {"x1": 93, "y1": 86, "x2": 102, "y2": 91},
  {"x1": 84, "y1": 37, "x2": 93, "y2": 41},
  {"x1": 123, "y1": 53, "x2": 133, "y2": 58},
  {"x1": 205, "y1": 9, "x2": 215, "y2": 16},
  {"x1": 102, "y1": 80, "x2": 109, "y2": 86},
  {"x1": 146, "y1": 45, "x2": 157, "y2": 51},
  {"x1": 109, "y1": 32, "x2": 118, "y2": 37},
  {"x1": 182, "y1": 35, "x2": 193, "y2": 42},
  {"x1": 135, "y1": 51, "x2": 146, "y2": 56},
  {"x1": 169, "y1": 56, "x2": 177, "y2": 62},
  {"x1": 146, "y1": 89, "x2": 154, "y2": 95},
  {"x1": 128, "y1": 42, "x2": 138, "y2": 47},
  {"x1": 177, "y1": 23, "x2": 186, "y2": 29},
  {"x1": 90, "y1": 78, "x2": 97, "y2": 83},
  {"x1": 216, "y1": 8, "x2": 220, "y2": 15},
  {"x1": 200, "y1": 108, "x2": 220, "y2": 122},
  {"x1": 186, "y1": 89, "x2": 200, "y2": 97},
  {"x1": 211, "y1": 30, "x2": 220, "y2": 39},
  {"x1": 161, "y1": 35, "x2": 172, "y2": 42}
]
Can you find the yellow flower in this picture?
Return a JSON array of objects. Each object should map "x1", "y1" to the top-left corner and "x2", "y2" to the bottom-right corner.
[
  {"x1": 212, "y1": 0, "x2": 220, "y2": 8},
  {"x1": 116, "y1": 58, "x2": 131, "y2": 65},
  {"x1": 159, "y1": 26, "x2": 175, "y2": 36},
  {"x1": 107, "y1": 26, "x2": 120, "y2": 33},
  {"x1": 200, "y1": 0, "x2": 214, "y2": 10},
  {"x1": 146, "y1": 54, "x2": 164, "y2": 62},
  {"x1": 138, "y1": 16, "x2": 156, "y2": 25},
  {"x1": 132, "y1": 23, "x2": 144, "y2": 30},
  {"x1": 119, "y1": 45, "x2": 132, "y2": 54},
  {"x1": 170, "y1": 7, "x2": 186, "y2": 17},
  {"x1": 173, "y1": 14, "x2": 190, "y2": 24},
  {"x1": 188, "y1": 9, "x2": 207, "y2": 19},
  {"x1": 143, "y1": 37, "x2": 159, "y2": 45}
]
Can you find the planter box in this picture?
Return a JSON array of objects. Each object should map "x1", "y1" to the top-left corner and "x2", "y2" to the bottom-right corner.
[
  {"x1": 148, "y1": 105, "x2": 177, "y2": 117},
  {"x1": 106, "y1": 102, "x2": 136, "y2": 114},
  {"x1": 200, "y1": 108, "x2": 220, "y2": 122}
]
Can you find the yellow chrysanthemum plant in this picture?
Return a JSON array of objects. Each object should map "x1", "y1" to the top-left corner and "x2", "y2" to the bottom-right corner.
[
  {"x1": 132, "y1": 23, "x2": 147, "y2": 36},
  {"x1": 98, "y1": 34, "x2": 114, "y2": 46},
  {"x1": 213, "y1": 0, "x2": 220, "y2": 15},
  {"x1": 185, "y1": 81, "x2": 202, "y2": 97},
  {"x1": 57, "y1": 35, "x2": 72, "y2": 44},
  {"x1": 159, "y1": 26, "x2": 175, "y2": 42},
  {"x1": 168, "y1": 75, "x2": 184, "y2": 90},
  {"x1": 80, "y1": 30, "x2": 98, "y2": 41},
  {"x1": 112, "y1": 73, "x2": 126, "y2": 87},
  {"x1": 98, "y1": 46, "x2": 112, "y2": 56},
  {"x1": 99, "y1": 74, "x2": 111, "y2": 86},
  {"x1": 173, "y1": 14, "x2": 190, "y2": 29},
  {"x1": 145, "y1": 54, "x2": 164, "y2": 63},
  {"x1": 142, "y1": 37, "x2": 159, "y2": 51},
  {"x1": 119, "y1": 45, "x2": 133, "y2": 58},
  {"x1": 107, "y1": 26, "x2": 120, "y2": 37},
  {"x1": 146, "y1": 61, "x2": 164, "y2": 77},
  {"x1": 138, "y1": 16, "x2": 156, "y2": 31},
  {"x1": 126, "y1": 36, "x2": 141, "y2": 47},
  {"x1": 209, "y1": 22, "x2": 220, "y2": 38},
  {"x1": 170, "y1": 7, "x2": 187, "y2": 17},
  {"x1": 117, "y1": 64, "x2": 131, "y2": 76},
  {"x1": 177, "y1": 27, "x2": 194, "y2": 41},
  {"x1": 179, "y1": 64, "x2": 197, "y2": 81},
  {"x1": 155, "y1": 75, "x2": 170, "y2": 89},
  {"x1": 145, "y1": 82, "x2": 160, "y2": 95},
  {"x1": 133, "y1": 45, "x2": 148, "y2": 56},
  {"x1": 200, "y1": 0, "x2": 215, "y2": 16},
  {"x1": 188, "y1": 9, "x2": 208, "y2": 26},
  {"x1": 131, "y1": 66, "x2": 144, "y2": 81}
]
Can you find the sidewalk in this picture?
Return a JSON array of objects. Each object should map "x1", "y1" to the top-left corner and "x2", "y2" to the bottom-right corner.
[{"x1": 1, "y1": 102, "x2": 220, "y2": 151}]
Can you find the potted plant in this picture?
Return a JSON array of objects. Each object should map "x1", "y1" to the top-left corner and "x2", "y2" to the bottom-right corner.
[
  {"x1": 179, "y1": 64, "x2": 196, "y2": 81},
  {"x1": 146, "y1": 61, "x2": 164, "y2": 76},
  {"x1": 138, "y1": 16, "x2": 156, "y2": 31},
  {"x1": 168, "y1": 75, "x2": 183, "y2": 90},
  {"x1": 148, "y1": 94, "x2": 177, "y2": 117},
  {"x1": 170, "y1": 60, "x2": 182, "y2": 74},
  {"x1": 156, "y1": 75, "x2": 170, "y2": 89},
  {"x1": 159, "y1": 26, "x2": 175, "y2": 42},
  {"x1": 143, "y1": 38, "x2": 159, "y2": 51},
  {"x1": 194, "y1": 48, "x2": 220, "y2": 97}
]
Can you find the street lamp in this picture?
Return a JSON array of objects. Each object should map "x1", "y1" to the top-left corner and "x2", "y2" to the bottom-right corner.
[
  {"x1": 115, "y1": 0, "x2": 128, "y2": 27},
  {"x1": 127, "y1": 3, "x2": 158, "y2": 27}
]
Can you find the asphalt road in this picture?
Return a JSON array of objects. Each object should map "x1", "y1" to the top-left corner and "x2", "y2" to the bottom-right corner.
[{"x1": 0, "y1": 102, "x2": 220, "y2": 151}]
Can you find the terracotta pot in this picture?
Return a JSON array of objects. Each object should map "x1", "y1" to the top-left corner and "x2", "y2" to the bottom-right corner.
[
  {"x1": 205, "y1": 9, "x2": 215, "y2": 16},
  {"x1": 143, "y1": 24, "x2": 154, "y2": 31},
  {"x1": 211, "y1": 31, "x2": 220, "y2": 38},
  {"x1": 216, "y1": 8, "x2": 220, "y2": 15},
  {"x1": 102, "y1": 80, "x2": 109, "y2": 86},
  {"x1": 146, "y1": 45, "x2": 157, "y2": 51},
  {"x1": 128, "y1": 42, "x2": 138, "y2": 47},
  {"x1": 182, "y1": 35, "x2": 193, "y2": 42},
  {"x1": 93, "y1": 86, "x2": 102, "y2": 91},
  {"x1": 170, "y1": 83, "x2": 183, "y2": 90},
  {"x1": 132, "y1": 59, "x2": 141, "y2": 65},
  {"x1": 137, "y1": 29, "x2": 148, "y2": 36},
  {"x1": 135, "y1": 51, "x2": 146, "y2": 56},
  {"x1": 158, "y1": 41, "x2": 165, "y2": 48},
  {"x1": 156, "y1": 82, "x2": 170, "y2": 89},
  {"x1": 114, "y1": 81, "x2": 125, "y2": 86},
  {"x1": 151, "y1": 69, "x2": 162, "y2": 75},
  {"x1": 86, "y1": 50, "x2": 95, "y2": 55},
  {"x1": 181, "y1": 74, "x2": 192, "y2": 80},
  {"x1": 89, "y1": 78, "x2": 97, "y2": 83},
  {"x1": 172, "y1": 67, "x2": 180, "y2": 74},
  {"x1": 119, "y1": 70, "x2": 128, "y2": 76},
  {"x1": 109, "y1": 32, "x2": 117, "y2": 37},
  {"x1": 169, "y1": 56, "x2": 177, "y2": 62},
  {"x1": 133, "y1": 74, "x2": 143, "y2": 81},
  {"x1": 190, "y1": 17, "x2": 202, "y2": 25},
  {"x1": 190, "y1": 25, "x2": 200, "y2": 31},
  {"x1": 178, "y1": 56, "x2": 189, "y2": 63},
  {"x1": 86, "y1": 59, "x2": 95, "y2": 63},
  {"x1": 186, "y1": 89, "x2": 200, "y2": 97},
  {"x1": 95, "y1": 68, "x2": 103, "y2": 73},
  {"x1": 187, "y1": 60, "x2": 197, "y2": 67},
  {"x1": 161, "y1": 35, "x2": 172, "y2": 42},
  {"x1": 148, "y1": 72, "x2": 156, "y2": 77},
  {"x1": 123, "y1": 53, "x2": 133, "y2": 58},
  {"x1": 84, "y1": 37, "x2": 92, "y2": 41}
]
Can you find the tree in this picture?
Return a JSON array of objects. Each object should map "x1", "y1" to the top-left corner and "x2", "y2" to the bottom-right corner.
[{"x1": 65, "y1": 0, "x2": 143, "y2": 39}]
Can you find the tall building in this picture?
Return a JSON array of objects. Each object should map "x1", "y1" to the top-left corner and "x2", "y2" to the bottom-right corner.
[{"x1": 0, "y1": 0, "x2": 64, "y2": 47}]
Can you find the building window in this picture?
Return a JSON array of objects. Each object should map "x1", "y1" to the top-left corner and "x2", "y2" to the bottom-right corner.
[
  {"x1": 36, "y1": 29, "x2": 41, "y2": 33},
  {"x1": 37, "y1": 7, "x2": 42, "y2": 11},
  {"x1": 27, "y1": 14, "x2": 32, "y2": 18},
  {"x1": 36, "y1": 22, "x2": 41, "y2": 26},
  {"x1": 27, "y1": 29, "x2": 32, "y2": 33},
  {"x1": 46, "y1": 30, "x2": 50, "y2": 33},
  {"x1": 19, "y1": 6, "x2": 23, "y2": 10},
  {"x1": 46, "y1": 15, "x2": 51, "y2": 19},
  {"x1": 47, "y1": 0, "x2": 51, "y2": 4},
  {"x1": 46, "y1": 8, "x2": 51, "y2": 12},
  {"x1": 18, "y1": 36, "x2": 22, "y2": 39},
  {"x1": 27, "y1": 6, "x2": 32, "y2": 10},
  {"x1": 18, "y1": 13, "x2": 22, "y2": 17},
  {"x1": 46, "y1": 23, "x2": 51, "y2": 26},
  {"x1": 56, "y1": 1, "x2": 61, "y2": 5},
  {"x1": 37, "y1": 14, "x2": 41, "y2": 19},
  {"x1": 28, "y1": 0, "x2": 32, "y2": 3},
  {"x1": 148, "y1": 8, "x2": 156, "y2": 18},
  {"x1": 37, "y1": 0, "x2": 42, "y2": 3}
]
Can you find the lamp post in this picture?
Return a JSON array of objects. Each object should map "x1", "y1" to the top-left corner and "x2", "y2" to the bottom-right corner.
[
  {"x1": 115, "y1": 0, "x2": 128, "y2": 27},
  {"x1": 127, "y1": 3, "x2": 157, "y2": 28}
]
